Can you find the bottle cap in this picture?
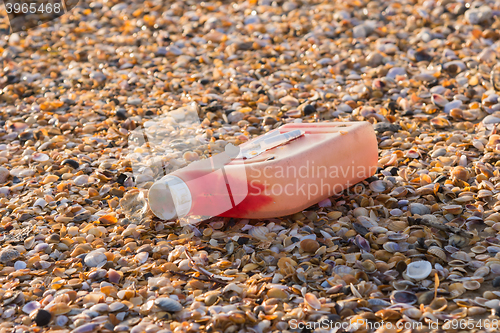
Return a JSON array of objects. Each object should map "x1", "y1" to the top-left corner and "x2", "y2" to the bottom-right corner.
[{"x1": 149, "y1": 175, "x2": 192, "y2": 220}]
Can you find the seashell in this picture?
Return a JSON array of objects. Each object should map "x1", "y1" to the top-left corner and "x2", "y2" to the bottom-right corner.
[
  {"x1": 478, "y1": 189, "x2": 493, "y2": 198},
  {"x1": 70, "y1": 323, "x2": 97, "y2": 333},
  {"x1": 489, "y1": 263, "x2": 500, "y2": 275},
  {"x1": 22, "y1": 301, "x2": 41, "y2": 314},
  {"x1": 389, "y1": 209, "x2": 403, "y2": 217},
  {"x1": 388, "y1": 186, "x2": 408, "y2": 197},
  {"x1": 417, "y1": 291, "x2": 435, "y2": 305},
  {"x1": 471, "y1": 245, "x2": 486, "y2": 254},
  {"x1": 55, "y1": 315, "x2": 68, "y2": 327},
  {"x1": 406, "y1": 261, "x2": 432, "y2": 280},
  {"x1": 432, "y1": 94, "x2": 448, "y2": 107},
  {"x1": 487, "y1": 246, "x2": 500, "y2": 253},
  {"x1": 368, "y1": 299, "x2": 391, "y2": 307},
  {"x1": 444, "y1": 245, "x2": 459, "y2": 253},
  {"x1": 357, "y1": 216, "x2": 378, "y2": 229},
  {"x1": 451, "y1": 251, "x2": 471, "y2": 262},
  {"x1": 390, "y1": 290, "x2": 417, "y2": 304},
  {"x1": 468, "y1": 307, "x2": 487, "y2": 316},
  {"x1": 375, "y1": 309, "x2": 401, "y2": 321},
  {"x1": 34, "y1": 198, "x2": 47, "y2": 208},
  {"x1": 32, "y1": 153, "x2": 49, "y2": 162},
  {"x1": 392, "y1": 280, "x2": 415, "y2": 290},
  {"x1": 109, "y1": 302, "x2": 127, "y2": 312},
  {"x1": 491, "y1": 63, "x2": 500, "y2": 90},
  {"x1": 387, "y1": 232, "x2": 409, "y2": 241},
  {"x1": 442, "y1": 205, "x2": 462, "y2": 215},
  {"x1": 0, "y1": 248, "x2": 20, "y2": 263},
  {"x1": 428, "y1": 246, "x2": 447, "y2": 261},
  {"x1": 14, "y1": 261, "x2": 26, "y2": 270},
  {"x1": 449, "y1": 283, "x2": 466, "y2": 298},
  {"x1": 248, "y1": 226, "x2": 269, "y2": 241},
  {"x1": 448, "y1": 260, "x2": 467, "y2": 267},
  {"x1": 429, "y1": 297, "x2": 447, "y2": 311},
  {"x1": 300, "y1": 239, "x2": 319, "y2": 253},
  {"x1": 84, "y1": 251, "x2": 107, "y2": 268},
  {"x1": 277, "y1": 257, "x2": 297, "y2": 275},
  {"x1": 443, "y1": 60, "x2": 466, "y2": 74},
  {"x1": 464, "y1": 280, "x2": 480, "y2": 291},
  {"x1": 354, "y1": 235, "x2": 370, "y2": 252},
  {"x1": 474, "y1": 266, "x2": 490, "y2": 278},
  {"x1": 409, "y1": 203, "x2": 430, "y2": 215},
  {"x1": 403, "y1": 307, "x2": 422, "y2": 319},
  {"x1": 450, "y1": 166, "x2": 468, "y2": 181},
  {"x1": 358, "y1": 259, "x2": 377, "y2": 273},
  {"x1": 304, "y1": 293, "x2": 321, "y2": 309},
  {"x1": 449, "y1": 235, "x2": 469, "y2": 248},
  {"x1": 154, "y1": 297, "x2": 183, "y2": 312},
  {"x1": 135, "y1": 252, "x2": 149, "y2": 264},
  {"x1": 387, "y1": 220, "x2": 408, "y2": 231},
  {"x1": 383, "y1": 242, "x2": 400, "y2": 253},
  {"x1": 369, "y1": 180, "x2": 386, "y2": 192}
]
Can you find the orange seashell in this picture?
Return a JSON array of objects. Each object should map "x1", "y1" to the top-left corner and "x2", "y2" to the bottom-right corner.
[{"x1": 98, "y1": 214, "x2": 117, "y2": 225}]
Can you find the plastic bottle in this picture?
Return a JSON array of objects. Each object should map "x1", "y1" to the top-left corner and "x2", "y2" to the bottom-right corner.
[{"x1": 148, "y1": 121, "x2": 378, "y2": 220}]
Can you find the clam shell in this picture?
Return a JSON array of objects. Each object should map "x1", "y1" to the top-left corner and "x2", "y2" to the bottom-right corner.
[
  {"x1": 387, "y1": 232, "x2": 409, "y2": 241},
  {"x1": 390, "y1": 290, "x2": 418, "y2": 305},
  {"x1": 449, "y1": 283, "x2": 465, "y2": 298},
  {"x1": 428, "y1": 246, "x2": 447, "y2": 261},
  {"x1": 369, "y1": 180, "x2": 386, "y2": 192},
  {"x1": 383, "y1": 242, "x2": 400, "y2": 253},
  {"x1": 429, "y1": 297, "x2": 448, "y2": 311},
  {"x1": 471, "y1": 245, "x2": 486, "y2": 254},
  {"x1": 387, "y1": 220, "x2": 408, "y2": 231},
  {"x1": 402, "y1": 307, "x2": 422, "y2": 319},
  {"x1": 451, "y1": 251, "x2": 471, "y2": 262},
  {"x1": 154, "y1": 298, "x2": 183, "y2": 312},
  {"x1": 248, "y1": 226, "x2": 269, "y2": 241},
  {"x1": 442, "y1": 205, "x2": 462, "y2": 215},
  {"x1": 406, "y1": 261, "x2": 432, "y2": 280},
  {"x1": 354, "y1": 234, "x2": 371, "y2": 252},
  {"x1": 463, "y1": 280, "x2": 480, "y2": 291},
  {"x1": 304, "y1": 293, "x2": 321, "y2": 310}
]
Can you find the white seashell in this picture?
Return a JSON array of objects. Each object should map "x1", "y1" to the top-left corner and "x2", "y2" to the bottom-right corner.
[
  {"x1": 84, "y1": 251, "x2": 107, "y2": 268},
  {"x1": 33, "y1": 198, "x2": 47, "y2": 208},
  {"x1": 249, "y1": 226, "x2": 269, "y2": 241},
  {"x1": 14, "y1": 261, "x2": 26, "y2": 270},
  {"x1": 357, "y1": 216, "x2": 378, "y2": 229},
  {"x1": 154, "y1": 298, "x2": 183, "y2": 312},
  {"x1": 406, "y1": 261, "x2": 432, "y2": 280},
  {"x1": 22, "y1": 301, "x2": 40, "y2": 314},
  {"x1": 32, "y1": 153, "x2": 49, "y2": 162},
  {"x1": 444, "y1": 100, "x2": 462, "y2": 114},
  {"x1": 304, "y1": 293, "x2": 321, "y2": 309},
  {"x1": 432, "y1": 94, "x2": 448, "y2": 107},
  {"x1": 464, "y1": 280, "x2": 480, "y2": 291},
  {"x1": 135, "y1": 252, "x2": 149, "y2": 264},
  {"x1": 55, "y1": 315, "x2": 68, "y2": 326},
  {"x1": 369, "y1": 180, "x2": 386, "y2": 192}
]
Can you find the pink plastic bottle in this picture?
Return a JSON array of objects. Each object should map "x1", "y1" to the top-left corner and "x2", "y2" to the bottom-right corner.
[{"x1": 148, "y1": 121, "x2": 378, "y2": 220}]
